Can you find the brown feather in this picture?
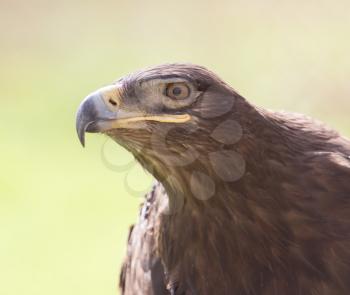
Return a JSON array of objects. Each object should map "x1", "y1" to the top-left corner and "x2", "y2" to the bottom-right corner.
[{"x1": 107, "y1": 64, "x2": 350, "y2": 295}]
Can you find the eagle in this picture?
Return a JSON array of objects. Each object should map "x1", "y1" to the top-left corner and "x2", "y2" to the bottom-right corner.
[{"x1": 76, "y1": 64, "x2": 350, "y2": 295}]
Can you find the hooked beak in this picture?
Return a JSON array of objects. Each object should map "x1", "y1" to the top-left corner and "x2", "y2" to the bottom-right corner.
[
  {"x1": 76, "y1": 90, "x2": 114, "y2": 147},
  {"x1": 76, "y1": 84, "x2": 191, "y2": 147}
]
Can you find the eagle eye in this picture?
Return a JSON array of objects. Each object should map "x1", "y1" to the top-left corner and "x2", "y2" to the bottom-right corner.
[{"x1": 165, "y1": 83, "x2": 190, "y2": 99}]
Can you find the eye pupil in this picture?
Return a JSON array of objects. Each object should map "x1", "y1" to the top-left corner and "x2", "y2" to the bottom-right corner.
[
  {"x1": 166, "y1": 83, "x2": 190, "y2": 99},
  {"x1": 172, "y1": 87, "x2": 182, "y2": 96}
]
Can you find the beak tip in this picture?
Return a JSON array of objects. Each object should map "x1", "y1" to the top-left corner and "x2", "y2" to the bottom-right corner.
[
  {"x1": 76, "y1": 100, "x2": 91, "y2": 148},
  {"x1": 76, "y1": 91, "x2": 110, "y2": 148},
  {"x1": 79, "y1": 137, "x2": 86, "y2": 148},
  {"x1": 76, "y1": 125, "x2": 86, "y2": 147}
]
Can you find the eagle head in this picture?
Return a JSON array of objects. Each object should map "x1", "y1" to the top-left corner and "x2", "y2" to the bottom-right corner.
[{"x1": 76, "y1": 64, "x2": 249, "y2": 194}]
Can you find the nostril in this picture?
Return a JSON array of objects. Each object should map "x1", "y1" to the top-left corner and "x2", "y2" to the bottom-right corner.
[{"x1": 109, "y1": 98, "x2": 117, "y2": 106}]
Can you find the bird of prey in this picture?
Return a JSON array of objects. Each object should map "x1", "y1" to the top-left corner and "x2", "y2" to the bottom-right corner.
[{"x1": 76, "y1": 64, "x2": 350, "y2": 295}]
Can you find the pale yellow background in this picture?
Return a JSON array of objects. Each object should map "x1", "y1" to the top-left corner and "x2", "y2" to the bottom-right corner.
[{"x1": 1, "y1": 1, "x2": 349, "y2": 294}]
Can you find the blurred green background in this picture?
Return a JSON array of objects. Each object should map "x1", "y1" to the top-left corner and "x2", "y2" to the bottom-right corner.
[{"x1": 1, "y1": 0, "x2": 349, "y2": 294}]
